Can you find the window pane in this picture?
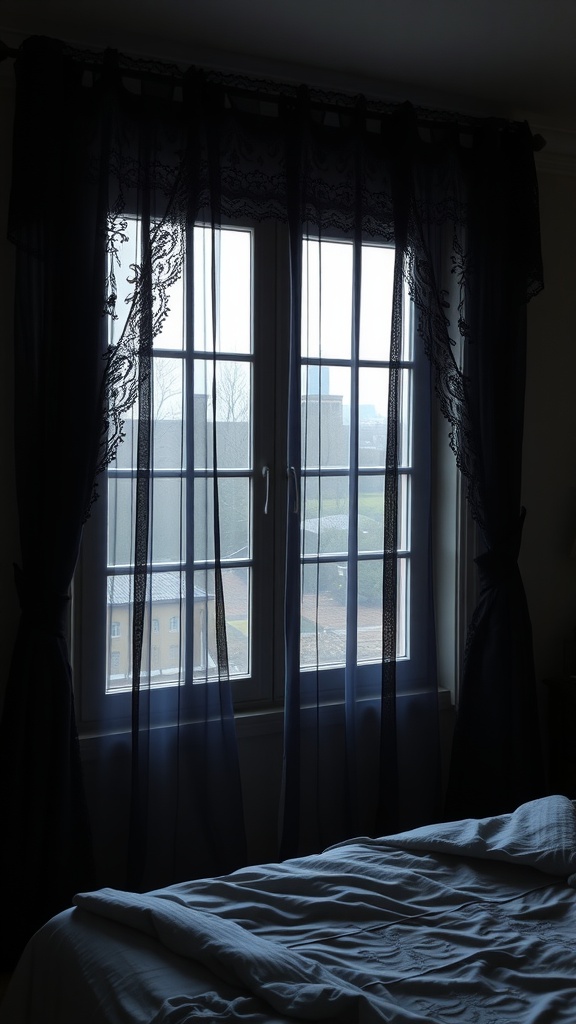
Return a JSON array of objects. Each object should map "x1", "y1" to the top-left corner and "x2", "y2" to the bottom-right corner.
[
  {"x1": 153, "y1": 417, "x2": 185, "y2": 471},
  {"x1": 396, "y1": 556, "x2": 408, "y2": 660},
  {"x1": 106, "y1": 571, "x2": 186, "y2": 692},
  {"x1": 301, "y1": 238, "x2": 352, "y2": 360},
  {"x1": 301, "y1": 475, "x2": 349, "y2": 557},
  {"x1": 301, "y1": 561, "x2": 347, "y2": 668},
  {"x1": 359, "y1": 244, "x2": 395, "y2": 361},
  {"x1": 193, "y1": 226, "x2": 252, "y2": 354},
  {"x1": 108, "y1": 477, "x2": 185, "y2": 567},
  {"x1": 108, "y1": 477, "x2": 134, "y2": 567},
  {"x1": 107, "y1": 217, "x2": 141, "y2": 350},
  {"x1": 358, "y1": 366, "x2": 388, "y2": 465},
  {"x1": 106, "y1": 363, "x2": 185, "y2": 475},
  {"x1": 193, "y1": 567, "x2": 250, "y2": 679},
  {"x1": 214, "y1": 360, "x2": 252, "y2": 469},
  {"x1": 106, "y1": 215, "x2": 187, "y2": 354},
  {"x1": 194, "y1": 359, "x2": 252, "y2": 471},
  {"x1": 194, "y1": 477, "x2": 251, "y2": 562},
  {"x1": 222, "y1": 567, "x2": 250, "y2": 676},
  {"x1": 358, "y1": 367, "x2": 411, "y2": 469},
  {"x1": 301, "y1": 365, "x2": 350, "y2": 470},
  {"x1": 152, "y1": 478, "x2": 185, "y2": 564},
  {"x1": 153, "y1": 264, "x2": 186, "y2": 351},
  {"x1": 153, "y1": 357, "x2": 185, "y2": 426},
  {"x1": 109, "y1": 416, "x2": 137, "y2": 471},
  {"x1": 356, "y1": 556, "x2": 408, "y2": 662},
  {"x1": 358, "y1": 474, "x2": 409, "y2": 553}
]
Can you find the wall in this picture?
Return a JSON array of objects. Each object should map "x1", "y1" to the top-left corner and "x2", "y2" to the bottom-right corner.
[
  {"x1": 0, "y1": 75, "x2": 18, "y2": 721},
  {"x1": 0, "y1": 67, "x2": 575, "y2": 861}
]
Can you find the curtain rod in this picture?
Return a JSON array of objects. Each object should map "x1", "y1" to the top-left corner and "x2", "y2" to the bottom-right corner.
[{"x1": 0, "y1": 37, "x2": 546, "y2": 151}]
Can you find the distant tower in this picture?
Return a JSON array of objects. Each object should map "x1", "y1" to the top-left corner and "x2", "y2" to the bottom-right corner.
[
  {"x1": 302, "y1": 364, "x2": 346, "y2": 469},
  {"x1": 306, "y1": 364, "x2": 330, "y2": 396}
]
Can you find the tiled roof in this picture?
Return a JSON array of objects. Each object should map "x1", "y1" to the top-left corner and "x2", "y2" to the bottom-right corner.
[
  {"x1": 302, "y1": 514, "x2": 350, "y2": 534},
  {"x1": 107, "y1": 573, "x2": 211, "y2": 605}
]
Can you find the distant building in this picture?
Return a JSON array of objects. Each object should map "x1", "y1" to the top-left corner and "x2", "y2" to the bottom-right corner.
[{"x1": 106, "y1": 573, "x2": 213, "y2": 690}]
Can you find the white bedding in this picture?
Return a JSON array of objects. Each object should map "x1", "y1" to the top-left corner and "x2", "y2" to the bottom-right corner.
[{"x1": 2, "y1": 795, "x2": 576, "y2": 1023}]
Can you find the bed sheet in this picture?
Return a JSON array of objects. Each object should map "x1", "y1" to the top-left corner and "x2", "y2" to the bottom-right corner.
[
  {"x1": 2, "y1": 796, "x2": 576, "y2": 1023},
  {"x1": 0, "y1": 905, "x2": 254, "y2": 1024}
]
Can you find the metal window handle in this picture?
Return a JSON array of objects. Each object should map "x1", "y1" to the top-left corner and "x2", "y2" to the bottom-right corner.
[
  {"x1": 262, "y1": 466, "x2": 270, "y2": 515},
  {"x1": 289, "y1": 466, "x2": 299, "y2": 515}
]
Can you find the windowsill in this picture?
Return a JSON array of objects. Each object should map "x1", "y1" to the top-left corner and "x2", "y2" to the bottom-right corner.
[{"x1": 78, "y1": 685, "x2": 454, "y2": 751}]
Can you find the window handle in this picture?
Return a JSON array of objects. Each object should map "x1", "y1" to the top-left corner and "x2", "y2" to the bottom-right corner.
[
  {"x1": 289, "y1": 466, "x2": 299, "y2": 515},
  {"x1": 262, "y1": 465, "x2": 270, "y2": 515}
]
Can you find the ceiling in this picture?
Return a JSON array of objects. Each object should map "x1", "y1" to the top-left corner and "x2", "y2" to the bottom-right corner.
[{"x1": 2, "y1": 0, "x2": 576, "y2": 133}]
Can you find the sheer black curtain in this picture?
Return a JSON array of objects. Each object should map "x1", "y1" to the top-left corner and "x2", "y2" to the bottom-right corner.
[
  {"x1": 444, "y1": 130, "x2": 545, "y2": 818},
  {"x1": 405, "y1": 124, "x2": 545, "y2": 819},
  {"x1": 1, "y1": 36, "x2": 544, "y2": 968},
  {"x1": 281, "y1": 105, "x2": 443, "y2": 855},
  {"x1": 0, "y1": 38, "x2": 102, "y2": 967}
]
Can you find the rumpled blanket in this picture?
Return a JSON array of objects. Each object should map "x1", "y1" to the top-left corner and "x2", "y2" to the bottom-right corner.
[{"x1": 75, "y1": 795, "x2": 576, "y2": 1023}]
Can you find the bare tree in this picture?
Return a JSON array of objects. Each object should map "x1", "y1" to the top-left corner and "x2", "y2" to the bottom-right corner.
[
  {"x1": 154, "y1": 360, "x2": 183, "y2": 420},
  {"x1": 216, "y1": 361, "x2": 250, "y2": 424}
]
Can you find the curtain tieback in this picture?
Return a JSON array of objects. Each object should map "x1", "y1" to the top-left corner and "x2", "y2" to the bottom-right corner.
[
  {"x1": 474, "y1": 508, "x2": 526, "y2": 591},
  {"x1": 14, "y1": 565, "x2": 70, "y2": 638}
]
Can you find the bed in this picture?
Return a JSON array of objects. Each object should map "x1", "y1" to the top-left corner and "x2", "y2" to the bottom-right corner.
[{"x1": 2, "y1": 794, "x2": 576, "y2": 1023}]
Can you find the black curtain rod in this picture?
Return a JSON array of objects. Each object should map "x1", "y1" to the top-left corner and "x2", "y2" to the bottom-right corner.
[{"x1": 0, "y1": 37, "x2": 546, "y2": 151}]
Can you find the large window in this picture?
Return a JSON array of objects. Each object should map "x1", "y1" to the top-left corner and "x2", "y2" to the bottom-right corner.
[{"x1": 77, "y1": 220, "x2": 430, "y2": 723}]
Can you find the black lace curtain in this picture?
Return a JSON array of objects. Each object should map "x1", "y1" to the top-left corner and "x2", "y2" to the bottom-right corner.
[{"x1": 0, "y1": 34, "x2": 544, "y2": 968}]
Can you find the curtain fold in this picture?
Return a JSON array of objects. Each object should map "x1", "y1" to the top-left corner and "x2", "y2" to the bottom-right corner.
[
  {"x1": 1, "y1": 36, "x2": 544, "y2": 967},
  {"x1": 0, "y1": 38, "x2": 104, "y2": 967},
  {"x1": 445, "y1": 128, "x2": 545, "y2": 818},
  {"x1": 282, "y1": 103, "x2": 441, "y2": 854},
  {"x1": 95, "y1": 62, "x2": 250, "y2": 894}
]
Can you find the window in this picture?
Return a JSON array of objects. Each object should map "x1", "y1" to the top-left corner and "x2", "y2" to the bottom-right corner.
[
  {"x1": 77, "y1": 220, "x2": 431, "y2": 724},
  {"x1": 299, "y1": 239, "x2": 412, "y2": 674}
]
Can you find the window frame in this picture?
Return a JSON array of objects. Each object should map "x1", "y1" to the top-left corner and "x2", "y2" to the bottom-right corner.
[{"x1": 73, "y1": 217, "x2": 445, "y2": 731}]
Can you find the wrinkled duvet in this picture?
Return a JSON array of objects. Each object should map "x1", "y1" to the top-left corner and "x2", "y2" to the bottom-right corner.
[{"x1": 3, "y1": 795, "x2": 576, "y2": 1023}]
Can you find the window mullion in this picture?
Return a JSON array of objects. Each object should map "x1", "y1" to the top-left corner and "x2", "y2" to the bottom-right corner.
[{"x1": 184, "y1": 221, "x2": 196, "y2": 687}]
